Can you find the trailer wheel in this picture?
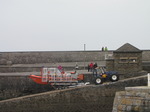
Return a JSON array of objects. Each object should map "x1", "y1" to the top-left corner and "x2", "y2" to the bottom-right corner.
[
  {"x1": 95, "y1": 77, "x2": 103, "y2": 85},
  {"x1": 110, "y1": 74, "x2": 119, "y2": 82}
]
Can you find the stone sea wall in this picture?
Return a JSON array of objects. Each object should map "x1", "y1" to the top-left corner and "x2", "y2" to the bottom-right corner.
[
  {"x1": 0, "y1": 50, "x2": 150, "y2": 65},
  {"x1": 0, "y1": 50, "x2": 150, "y2": 73},
  {"x1": 0, "y1": 73, "x2": 93, "y2": 101},
  {"x1": 113, "y1": 87, "x2": 150, "y2": 112},
  {"x1": 0, "y1": 75, "x2": 147, "y2": 112},
  {"x1": 0, "y1": 51, "x2": 111, "y2": 64},
  {"x1": 0, "y1": 76, "x2": 54, "y2": 100}
]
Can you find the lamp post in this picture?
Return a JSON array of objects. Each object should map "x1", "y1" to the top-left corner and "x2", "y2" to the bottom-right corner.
[{"x1": 84, "y1": 44, "x2": 86, "y2": 69}]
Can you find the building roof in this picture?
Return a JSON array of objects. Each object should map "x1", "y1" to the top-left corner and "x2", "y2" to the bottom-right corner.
[{"x1": 114, "y1": 43, "x2": 142, "y2": 53}]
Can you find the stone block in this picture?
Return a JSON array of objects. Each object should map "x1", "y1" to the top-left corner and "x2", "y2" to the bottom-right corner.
[
  {"x1": 121, "y1": 98, "x2": 126, "y2": 105},
  {"x1": 136, "y1": 92, "x2": 146, "y2": 98},
  {"x1": 142, "y1": 100, "x2": 149, "y2": 106},
  {"x1": 126, "y1": 105, "x2": 132, "y2": 111},
  {"x1": 117, "y1": 105, "x2": 126, "y2": 111},
  {"x1": 0, "y1": 59, "x2": 7, "y2": 65},
  {"x1": 126, "y1": 91, "x2": 136, "y2": 96},
  {"x1": 6, "y1": 61, "x2": 12, "y2": 65},
  {"x1": 132, "y1": 106, "x2": 142, "y2": 112},
  {"x1": 125, "y1": 99, "x2": 133, "y2": 105},
  {"x1": 132, "y1": 99, "x2": 142, "y2": 106},
  {"x1": 120, "y1": 98, "x2": 132, "y2": 105}
]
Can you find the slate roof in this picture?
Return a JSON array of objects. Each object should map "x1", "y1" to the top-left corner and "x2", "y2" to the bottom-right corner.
[{"x1": 114, "y1": 43, "x2": 142, "y2": 53}]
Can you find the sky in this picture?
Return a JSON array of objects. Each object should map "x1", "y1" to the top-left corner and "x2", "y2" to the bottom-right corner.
[{"x1": 0, "y1": 0, "x2": 150, "y2": 51}]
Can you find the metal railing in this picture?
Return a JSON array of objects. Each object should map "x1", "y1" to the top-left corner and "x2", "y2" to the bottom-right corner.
[{"x1": 41, "y1": 67, "x2": 78, "y2": 86}]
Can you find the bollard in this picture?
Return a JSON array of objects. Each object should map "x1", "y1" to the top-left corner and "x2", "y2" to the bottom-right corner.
[{"x1": 148, "y1": 73, "x2": 150, "y2": 86}]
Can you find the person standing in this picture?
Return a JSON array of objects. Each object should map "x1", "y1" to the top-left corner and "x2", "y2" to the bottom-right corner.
[
  {"x1": 58, "y1": 65, "x2": 63, "y2": 72},
  {"x1": 75, "y1": 62, "x2": 79, "y2": 70},
  {"x1": 93, "y1": 63, "x2": 98, "y2": 69},
  {"x1": 93, "y1": 63, "x2": 98, "y2": 76},
  {"x1": 102, "y1": 47, "x2": 104, "y2": 51},
  {"x1": 89, "y1": 62, "x2": 94, "y2": 72},
  {"x1": 87, "y1": 64, "x2": 90, "y2": 72},
  {"x1": 105, "y1": 47, "x2": 108, "y2": 51}
]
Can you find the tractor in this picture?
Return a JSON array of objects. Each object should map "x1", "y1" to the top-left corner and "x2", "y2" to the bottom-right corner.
[
  {"x1": 93, "y1": 67, "x2": 119, "y2": 85},
  {"x1": 29, "y1": 67, "x2": 119, "y2": 89}
]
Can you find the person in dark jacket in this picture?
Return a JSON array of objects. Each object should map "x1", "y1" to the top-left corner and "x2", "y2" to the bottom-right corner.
[
  {"x1": 88, "y1": 64, "x2": 90, "y2": 72},
  {"x1": 93, "y1": 63, "x2": 98, "y2": 77}
]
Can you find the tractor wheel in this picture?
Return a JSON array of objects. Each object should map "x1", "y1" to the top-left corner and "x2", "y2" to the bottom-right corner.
[
  {"x1": 110, "y1": 74, "x2": 119, "y2": 82},
  {"x1": 95, "y1": 77, "x2": 103, "y2": 85}
]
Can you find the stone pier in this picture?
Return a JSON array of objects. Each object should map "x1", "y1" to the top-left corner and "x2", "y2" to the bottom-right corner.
[{"x1": 112, "y1": 86, "x2": 150, "y2": 112}]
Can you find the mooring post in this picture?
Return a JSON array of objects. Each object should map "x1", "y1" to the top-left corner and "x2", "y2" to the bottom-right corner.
[{"x1": 148, "y1": 73, "x2": 150, "y2": 86}]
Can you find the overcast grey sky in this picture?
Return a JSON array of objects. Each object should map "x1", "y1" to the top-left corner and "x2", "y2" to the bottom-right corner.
[{"x1": 0, "y1": 0, "x2": 150, "y2": 51}]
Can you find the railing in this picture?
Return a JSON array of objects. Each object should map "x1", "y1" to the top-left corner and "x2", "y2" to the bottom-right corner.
[
  {"x1": 41, "y1": 68, "x2": 78, "y2": 85},
  {"x1": 42, "y1": 68, "x2": 48, "y2": 82}
]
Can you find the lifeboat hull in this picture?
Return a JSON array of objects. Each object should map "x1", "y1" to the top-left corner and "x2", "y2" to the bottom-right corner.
[{"x1": 29, "y1": 75, "x2": 48, "y2": 85}]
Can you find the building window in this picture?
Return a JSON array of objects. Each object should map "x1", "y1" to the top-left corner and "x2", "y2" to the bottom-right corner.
[
  {"x1": 129, "y1": 57, "x2": 138, "y2": 63},
  {"x1": 119, "y1": 57, "x2": 138, "y2": 63},
  {"x1": 105, "y1": 54, "x2": 113, "y2": 60},
  {"x1": 119, "y1": 57, "x2": 128, "y2": 63}
]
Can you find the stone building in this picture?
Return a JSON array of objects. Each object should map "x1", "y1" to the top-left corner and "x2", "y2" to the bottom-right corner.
[{"x1": 106, "y1": 43, "x2": 143, "y2": 74}]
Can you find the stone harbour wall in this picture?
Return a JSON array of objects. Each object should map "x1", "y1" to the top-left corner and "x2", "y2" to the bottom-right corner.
[
  {"x1": 0, "y1": 50, "x2": 150, "y2": 73},
  {"x1": 0, "y1": 75, "x2": 148, "y2": 112},
  {"x1": 0, "y1": 76, "x2": 54, "y2": 100},
  {"x1": 112, "y1": 86, "x2": 150, "y2": 112},
  {"x1": 0, "y1": 51, "x2": 111, "y2": 64},
  {"x1": 0, "y1": 73, "x2": 93, "y2": 101},
  {"x1": 0, "y1": 50, "x2": 150, "y2": 65}
]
